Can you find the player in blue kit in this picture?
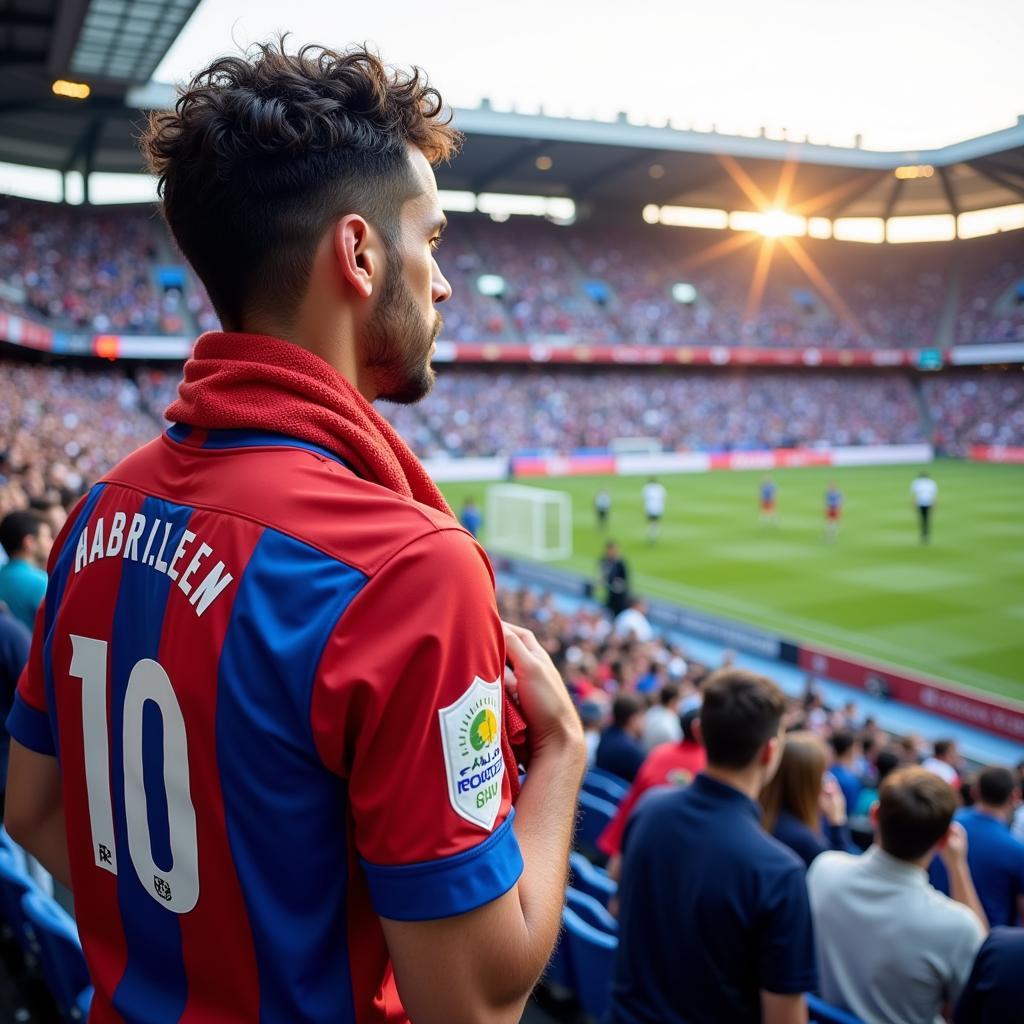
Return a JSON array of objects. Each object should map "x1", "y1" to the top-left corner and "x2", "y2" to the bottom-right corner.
[
  {"x1": 760, "y1": 477, "x2": 778, "y2": 525},
  {"x1": 824, "y1": 483, "x2": 842, "y2": 543}
]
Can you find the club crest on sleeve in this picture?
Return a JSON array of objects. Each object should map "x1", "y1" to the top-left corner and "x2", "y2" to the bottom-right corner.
[{"x1": 438, "y1": 675, "x2": 504, "y2": 831}]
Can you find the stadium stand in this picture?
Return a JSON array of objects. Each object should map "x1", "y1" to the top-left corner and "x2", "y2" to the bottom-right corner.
[{"x1": 2, "y1": 197, "x2": 1023, "y2": 349}]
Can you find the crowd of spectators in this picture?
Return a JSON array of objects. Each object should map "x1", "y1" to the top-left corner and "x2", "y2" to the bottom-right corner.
[
  {"x1": 411, "y1": 369, "x2": 928, "y2": 456},
  {"x1": 499, "y1": 583, "x2": 1024, "y2": 1024},
  {"x1": 923, "y1": 371, "x2": 1024, "y2": 452},
  {"x1": 2, "y1": 197, "x2": 1022, "y2": 350}
]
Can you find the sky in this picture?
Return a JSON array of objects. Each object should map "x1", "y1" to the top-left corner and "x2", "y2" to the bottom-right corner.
[{"x1": 152, "y1": 0, "x2": 1024, "y2": 152}]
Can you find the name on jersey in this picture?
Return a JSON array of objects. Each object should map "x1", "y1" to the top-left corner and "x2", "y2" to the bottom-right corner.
[{"x1": 74, "y1": 512, "x2": 233, "y2": 617}]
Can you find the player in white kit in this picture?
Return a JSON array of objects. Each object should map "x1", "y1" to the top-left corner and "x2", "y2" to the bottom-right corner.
[
  {"x1": 642, "y1": 477, "x2": 666, "y2": 543},
  {"x1": 911, "y1": 471, "x2": 938, "y2": 543}
]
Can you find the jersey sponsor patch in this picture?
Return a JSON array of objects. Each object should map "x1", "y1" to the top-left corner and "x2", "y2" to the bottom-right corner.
[{"x1": 438, "y1": 676, "x2": 504, "y2": 831}]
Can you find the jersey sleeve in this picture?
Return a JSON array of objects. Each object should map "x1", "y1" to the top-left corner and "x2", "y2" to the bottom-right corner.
[
  {"x1": 310, "y1": 527, "x2": 523, "y2": 922},
  {"x1": 755, "y1": 860, "x2": 818, "y2": 994},
  {"x1": 6, "y1": 600, "x2": 56, "y2": 756}
]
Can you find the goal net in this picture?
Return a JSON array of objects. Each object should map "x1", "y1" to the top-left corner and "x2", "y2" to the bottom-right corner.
[{"x1": 485, "y1": 484, "x2": 573, "y2": 562}]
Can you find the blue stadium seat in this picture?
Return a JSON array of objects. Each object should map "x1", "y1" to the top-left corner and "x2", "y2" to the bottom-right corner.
[
  {"x1": 568, "y1": 851, "x2": 617, "y2": 908},
  {"x1": 582, "y1": 769, "x2": 629, "y2": 805},
  {"x1": 586, "y1": 765, "x2": 631, "y2": 789},
  {"x1": 566, "y1": 886, "x2": 618, "y2": 935},
  {"x1": 807, "y1": 993, "x2": 864, "y2": 1024},
  {"x1": 577, "y1": 790, "x2": 617, "y2": 850},
  {"x1": 21, "y1": 889, "x2": 92, "y2": 1022},
  {"x1": 0, "y1": 848, "x2": 40, "y2": 958},
  {"x1": 562, "y1": 905, "x2": 618, "y2": 1021}
]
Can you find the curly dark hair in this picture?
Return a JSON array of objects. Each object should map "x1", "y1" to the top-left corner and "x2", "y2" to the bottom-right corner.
[{"x1": 141, "y1": 39, "x2": 461, "y2": 329}]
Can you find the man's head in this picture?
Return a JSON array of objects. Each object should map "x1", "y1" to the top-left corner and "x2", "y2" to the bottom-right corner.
[
  {"x1": 604, "y1": 540, "x2": 620, "y2": 559},
  {"x1": 658, "y1": 684, "x2": 679, "y2": 709},
  {"x1": 873, "y1": 766, "x2": 956, "y2": 862},
  {"x1": 611, "y1": 694, "x2": 644, "y2": 737},
  {"x1": 141, "y1": 40, "x2": 460, "y2": 403},
  {"x1": 829, "y1": 729, "x2": 858, "y2": 764},
  {"x1": 933, "y1": 739, "x2": 957, "y2": 765},
  {"x1": 976, "y1": 766, "x2": 1016, "y2": 814},
  {"x1": 0, "y1": 510, "x2": 53, "y2": 566},
  {"x1": 695, "y1": 669, "x2": 786, "y2": 778}
]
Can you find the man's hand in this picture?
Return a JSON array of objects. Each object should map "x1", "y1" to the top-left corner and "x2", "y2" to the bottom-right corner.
[
  {"x1": 818, "y1": 777, "x2": 847, "y2": 827},
  {"x1": 503, "y1": 621, "x2": 584, "y2": 760},
  {"x1": 939, "y1": 821, "x2": 969, "y2": 870}
]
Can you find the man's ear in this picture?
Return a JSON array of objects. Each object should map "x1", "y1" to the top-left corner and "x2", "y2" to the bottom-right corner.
[
  {"x1": 333, "y1": 214, "x2": 378, "y2": 300},
  {"x1": 761, "y1": 734, "x2": 779, "y2": 767}
]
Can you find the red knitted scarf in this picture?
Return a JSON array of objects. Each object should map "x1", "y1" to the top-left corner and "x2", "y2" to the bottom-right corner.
[{"x1": 167, "y1": 332, "x2": 526, "y2": 793}]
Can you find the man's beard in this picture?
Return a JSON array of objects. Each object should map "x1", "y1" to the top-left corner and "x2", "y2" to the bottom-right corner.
[{"x1": 364, "y1": 255, "x2": 441, "y2": 405}]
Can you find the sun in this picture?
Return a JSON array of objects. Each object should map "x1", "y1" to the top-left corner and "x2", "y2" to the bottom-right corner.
[{"x1": 759, "y1": 208, "x2": 793, "y2": 237}]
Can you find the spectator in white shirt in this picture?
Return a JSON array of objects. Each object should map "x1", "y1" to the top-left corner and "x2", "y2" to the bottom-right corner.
[
  {"x1": 923, "y1": 738, "x2": 962, "y2": 791},
  {"x1": 613, "y1": 598, "x2": 654, "y2": 643},
  {"x1": 642, "y1": 684, "x2": 683, "y2": 751},
  {"x1": 807, "y1": 767, "x2": 987, "y2": 1024}
]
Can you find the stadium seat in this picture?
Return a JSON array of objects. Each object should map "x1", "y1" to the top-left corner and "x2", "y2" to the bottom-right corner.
[
  {"x1": 562, "y1": 905, "x2": 618, "y2": 1021},
  {"x1": 565, "y1": 886, "x2": 618, "y2": 935},
  {"x1": 577, "y1": 790, "x2": 617, "y2": 850},
  {"x1": 21, "y1": 889, "x2": 92, "y2": 1022},
  {"x1": 568, "y1": 852, "x2": 617, "y2": 908},
  {"x1": 0, "y1": 848, "x2": 40, "y2": 959},
  {"x1": 807, "y1": 993, "x2": 864, "y2": 1024},
  {"x1": 586, "y1": 765, "x2": 631, "y2": 789},
  {"x1": 582, "y1": 769, "x2": 629, "y2": 804}
]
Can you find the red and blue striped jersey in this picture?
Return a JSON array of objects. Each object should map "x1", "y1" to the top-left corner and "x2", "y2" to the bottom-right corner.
[{"x1": 8, "y1": 425, "x2": 522, "y2": 1024}]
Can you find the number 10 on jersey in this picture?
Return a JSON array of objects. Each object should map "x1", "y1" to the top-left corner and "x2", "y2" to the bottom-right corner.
[{"x1": 69, "y1": 634, "x2": 199, "y2": 914}]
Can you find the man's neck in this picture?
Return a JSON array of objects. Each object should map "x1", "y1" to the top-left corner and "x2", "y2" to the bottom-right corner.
[
  {"x1": 702, "y1": 764, "x2": 763, "y2": 802},
  {"x1": 975, "y1": 803, "x2": 1009, "y2": 823}
]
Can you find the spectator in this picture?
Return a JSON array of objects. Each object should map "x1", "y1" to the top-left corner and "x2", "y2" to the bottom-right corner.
[
  {"x1": 954, "y1": 928, "x2": 1024, "y2": 1024},
  {"x1": 929, "y1": 766, "x2": 1024, "y2": 928},
  {"x1": 761, "y1": 731, "x2": 855, "y2": 867},
  {"x1": 457, "y1": 496, "x2": 482, "y2": 538},
  {"x1": 828, "y1": 728, "x2": 863, "y2": 814},
  {"x1": 0, "y1": 608, "x2": 30, "y2": 817},
  {"x1": 608, "y1": 669, "x2": 816, "y2": 1024},
  {"x1": 923, "y1": 738, "x2": 962, "y2": 790},
  {"x1": 807, "y1": 767, "x2": 987, "y2": 1024},
  {"x1": 579, "y1": 698, "x2": 607, "y2": 768},
  {"x1": 641, "y1": 684, "x2": 683, "y2": 751},
  {"x1": 613, "y1": 597, "x2": 654, "y2": 643},
  {"x1": 853, "y1": 747, "x2": 902, "y2": 816},
  {"x1": 599, "y1": 707, "x2": 706, "y2": 870},
  {"x1": 595, "y1": 694, "x2": 647, "y2": 783},
  {"x1": 0, "y1": 510, "x2": 52, "y2": 631}
]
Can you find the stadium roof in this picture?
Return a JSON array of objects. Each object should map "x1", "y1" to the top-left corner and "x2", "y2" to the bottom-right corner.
[
  {"x1": 1, "y1": 2, "x2": 1023, "y2": 220},
  {"x1": 0, "y1": 0, "x2": 200, "y2": 175}
]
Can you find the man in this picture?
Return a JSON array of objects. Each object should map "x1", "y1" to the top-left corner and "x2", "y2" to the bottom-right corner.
[
  {"x1": 912, "y1": 470, "x2": 938, "y2": 544},
  {"x1": 0, "y1": 607, "x2": 30, "y2": 817},
  {"x1": 955, "y1": 928, "x2": 1024, "y2": 1023},
  {"x1": 594, "y1": 488, "x2": 611, "y2": 531},
  {"x1": 807, "y1": 767, "x2": 987, "y2": 1024},
  {"x1": 4, "y1": 42, "x2": 586, "y2": 1024},
  {"x1": 828, "y1": 729, "x2": 863, "y2": 815},
  {"x1": 458, "y1": 496, "x2": 482, "y2": 538},
  {"x1": 608, "y1": 670, "x2": 816, "y2": 1024},
  {"x1": 0, "y1": 510, "x2": 53, "y2": 631},
  {"x1": 823, "y1": 482, "x2": 842, "y2": 543},
  {"x1": 929, "y1": 766, "x2": 1024, "y2": 927},
  {"x1": 599, "y1": 539, "x2": 630, "y2": 619},
  {"x1": 642, "y1": 477, "x2": 666, "y2": 543},
  {"x1": 595, "y1": 695, "x2": 647, "y2": 784},
  {"x1": 599, "y1": 707, "x2": 705, "y2": 871},
  {"x1": 641, "y1": 684, "x2": 682, "y2": 752},
  {"x1": 760, "y1": 476, "x2": 777, "y2": 524},
  {"x1": 612, "y1": 596, "x2": 654, "y2": 644},
  {"x1": 923, "y1": 738, "x2": 962, "y2": 790}
]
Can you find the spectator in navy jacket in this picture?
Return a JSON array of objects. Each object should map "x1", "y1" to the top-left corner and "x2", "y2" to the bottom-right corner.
[
  {"x1": 761, "y1": 731, "x2": 856, "y2": 867},
  {"x1": 609, "y1": 669, "x2": 816, "y2": 1024},
  {"x1": 955, "y1": 928, "x2": 1024, "y2": 1023},
  {"x1": 828, "y1": 729, "x2": 863, "y2": 814},
  {"x1": 596, "y1": 694, "x2": 647, "y2": 783}
]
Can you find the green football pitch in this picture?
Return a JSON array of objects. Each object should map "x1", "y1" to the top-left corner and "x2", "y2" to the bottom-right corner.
[{"x1": 440, "y1": 462, "x2": 1024, "y2": 703}]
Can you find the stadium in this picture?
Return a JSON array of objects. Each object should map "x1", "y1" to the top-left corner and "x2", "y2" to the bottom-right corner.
[{"x1": 0, "y1": 1, "x2": 1022, "y2": 1022}]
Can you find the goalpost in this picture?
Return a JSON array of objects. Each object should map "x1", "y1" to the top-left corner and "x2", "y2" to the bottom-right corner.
[{"x1": 485, "y1": 484, "x2": 573, "y2": 562}]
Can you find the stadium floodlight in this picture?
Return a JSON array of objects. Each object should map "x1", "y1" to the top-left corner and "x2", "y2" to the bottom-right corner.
[
  {"x1": 730, "y1": 209, "x2": 806, "y2": 237},
  {"x1": 671, "y1": 282, "x2": 698, "y2": 304},
  {"x1": 886, "y1": 214, "x2": 956, "y2": 244},
  {"x1": 477, "y1": 274, "x2": 506, "y2": 297},
  {"x1": 485, "y1": 484, "x2": 572, "y2": 562},
  {"x1": 658, "y1": 205, "x2": 729, "y2": 230}
]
